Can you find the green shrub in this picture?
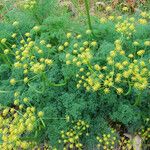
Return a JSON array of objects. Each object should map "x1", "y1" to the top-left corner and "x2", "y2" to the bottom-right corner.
[{"x1": 0, "y1": 0, "x2": 149, "y2": 149}]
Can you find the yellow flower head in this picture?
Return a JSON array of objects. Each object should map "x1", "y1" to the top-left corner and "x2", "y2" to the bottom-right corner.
[
  {"x1": 122, "y1": 7, "x2": 128, "y2": 12},
  {"x1": 106, "y1": 6, "x2": 112, "y2": 12},
  {"x1": 137, "y1": 50, "x2": 145, "y2": 56},
  {"x1": 86, "y1": 29, "x2": 92, "y2": 34},
  {"x1": 13, "y1": 21, "x2": 19, "y2": 26},
  {"x1": 38, "y1": 111, "x2": 44, "y2": 118},
  {"x1": 66, "y1": 32, "x2": 72, "y2": 38},
  {"x1": 10, "y1": 78, "x2": 16, "y2": 85}
]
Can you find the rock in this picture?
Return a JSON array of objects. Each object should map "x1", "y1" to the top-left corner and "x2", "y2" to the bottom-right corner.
[{"x1": 124, "y1": 133, "x2": 142, "y2": 150}]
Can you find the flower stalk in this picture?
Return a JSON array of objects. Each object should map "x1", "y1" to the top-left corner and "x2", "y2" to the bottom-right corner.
[{"x1": 84, "y1": 0, "x2": 93, "y2": 35}]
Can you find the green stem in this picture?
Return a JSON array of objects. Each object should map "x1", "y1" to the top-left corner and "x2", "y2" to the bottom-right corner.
[
  {"x1": 3, "y1": 43, "x2": 15, "y2": 55},
  {"x1": 15, "y1": 109, "x2": 25, "y2": 118},
  {"x1": 42, "y1": 117, "x2": 66, "y2": 120},
  {"x1": 0, "y1": 90, "x2": 10, "y2": 93},
  {"x1": 0, "y1": 53, "x2": 11, "y2": 66},
  {"x1": 124, "y1": 80, "x2": 132, "y2": 96},
  {"x1": 39, "y1": 118, "x2": 46, "y2": 127},
  {"x1": 27, "y1": 83, "x2": 44, "y2": 94},
  {"x1": 84, "y1": 0, "x2": 93, "y2": 34},
  {"x1": 134, "y1": 92, "x2": 142, "y2": 106},
  {"x1": 42, "y1": 72, "x2": 47, "y2": 91},
  {"x1": 48, "y1": 79, "x2": 67, "y2": 87}
]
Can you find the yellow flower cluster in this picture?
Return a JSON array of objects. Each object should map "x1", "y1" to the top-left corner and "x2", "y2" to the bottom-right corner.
[
  {"x1": 144, "y1": 41, "x2": 150, "y2": 46},
  {"x1": 22, "y1": 0, "x2": 37, "y2": 9},
  {"x1": 7, "y1": 32, "x2": 53, "y2": 85},
  {"x1": 1, "y1": 38, "x2": 7, "y2": 44},
  {"x1": 59, "y1": 120, "x2": 89, "y2": 150},
  {"x1": 115, "y1": 18, "x2": 136, "y2": 38},
  {"x1": 122, "y1": 7, "x2": 129, "y2": 12},
  {"x1": 96, "y1": 129, "x2": 118, "y2": 150},
  {"x1": 33, "y1": 143, "x2": 52, "y2": 150},
  {"x1": 96, "y1": 129, "x2": 132, "y2": 150},
  {"x1": 100, "y1": 17, "x2": 107, "y2": 24},
  {"x1": 138, "y1": 119, "x2": 150, "y2": 141},
  {"x1": 105, "y1": 6, "x2": 112, "y2": 12},
  {"x1": 139, "y1": 127, "x2": 150, "y2": 142},
  {"x1": 62, "y1": 32, "x2": 96, "y2": 67},
  {"x1": 118, "y1": 136, "x2": 132, "y2": 150},
  {"x1": 138, "y1": 18, "x2": 147, "y2": 25},
  {"x1": 99, "y1": 10, "x2": 150, "y2": 29},
  {"x1": 138, "y1": 11, "x2": 149, "y2": 25},
  {"x1": 62, "y1": 32, "x2": 149, "y2": 95},
  {"x1": 10, "y1": 78, "x2": 16, "y2": 85},
  {"x1": 88, "y1": 40, "x2": 149, "y2": 93},
  {"x1": 0, "y1": 92, "x2": 44, "y2": 150},
  {"x1": 140, "y1": 12, "x2": 149, "y2": 18}
]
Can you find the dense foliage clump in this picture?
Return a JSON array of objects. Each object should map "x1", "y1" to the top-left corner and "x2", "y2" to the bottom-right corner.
[{"x1": 0, "y1": 0, "x2": 149, "y2": 149}]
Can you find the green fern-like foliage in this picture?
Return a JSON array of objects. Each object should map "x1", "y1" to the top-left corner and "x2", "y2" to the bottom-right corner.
[{"x1": 0, "y1": 0, "x2": 150, "y2": 149}]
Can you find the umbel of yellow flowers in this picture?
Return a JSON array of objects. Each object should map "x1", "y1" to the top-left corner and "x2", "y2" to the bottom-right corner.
[{"x1": 62, "y1": 30, "x2": 149, "y2": 95}]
